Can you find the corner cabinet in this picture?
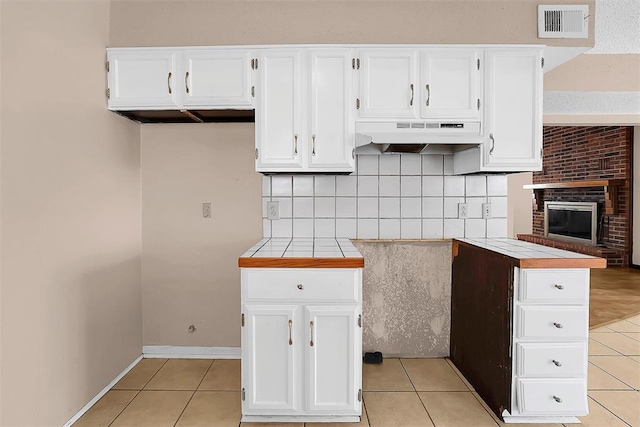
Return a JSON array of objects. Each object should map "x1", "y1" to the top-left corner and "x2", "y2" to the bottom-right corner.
[
  {"x1": 255, "y1": 49, "x2": 356, "y2": 173},
  {"x1": 241, "y1": 268, "x2": 362, "y2": 423}
]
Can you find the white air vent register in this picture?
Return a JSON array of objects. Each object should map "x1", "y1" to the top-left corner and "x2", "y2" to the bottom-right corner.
[{"x1": 538, "y1": 5, "x2": 589, "y2": 39}]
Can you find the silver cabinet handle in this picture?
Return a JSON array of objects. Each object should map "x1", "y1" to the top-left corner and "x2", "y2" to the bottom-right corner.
[
  {"x1": 352, "y1": 148, "x2": 355, "y2": 159},
  {"x1": 297, "y1": 284, "x2": 303, "y2": 290},
  {"x1": 185, "y1": 71, "x2": 190, "y2": 94},
  {"x1": 425, "y1": 84, "x2": 430, "y2": 106},
  {"x1": 552, "y1": 359, "x2": 562, "y2": 367},
  {"x1": 554, "y1": 284, "x2": 565, "y2": 290},
  {"x1": 553, "y1": 322, "x2": 563, "y2": 329},
  {"x1": 409, "y1": 83, "x2": 414, "y2": 106},
  {"x1": 489, "y1": 133, "x2": 495, "y2": 155},
  {"x1": 294, "y1": 134, "x2": 298, "y2": 156},
  {"x1": 167, "y1": 72, "x2": 172, "y2": 94},
  {"x1": 312, "y1": 134, "x2": 316, "y2": 156},
  {"x1": 553, "y1": 396, "x2": 562, "y2": 403},
  {"x1": 310, "y1": 320, "x2": 314, "y2": 347},
  {"x1": 288, "y1": 319, "x2": 293, "y2": 345}
]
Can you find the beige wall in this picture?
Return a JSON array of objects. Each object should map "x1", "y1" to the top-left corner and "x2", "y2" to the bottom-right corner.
[
  {"x1": 141, "y1": 124, "x2": 261, "y2": 347},
  {"x1": 545, "y1": 54, "x2": 640, "y2": 92},
  {"x1": 109, "y1": 0, "x2": 594, "y2": 47},
  {"x1": 1, "y1": 1, "x2": 142, "y2": 425},
  {"x1": 507, "y1": 173, "x2": 533, "y2": 238}
]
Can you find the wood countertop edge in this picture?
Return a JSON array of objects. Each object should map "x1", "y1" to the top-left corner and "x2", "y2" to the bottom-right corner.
[{"x1": 238, "y1": 257, "x2": 364, "y2": 268}]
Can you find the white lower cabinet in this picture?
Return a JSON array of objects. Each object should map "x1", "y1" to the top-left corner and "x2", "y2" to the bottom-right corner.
[
  {"x1": 241, "y1": 268, "x2": 362, "y2": 422},
  {"x1": 505, "y1": 268, "x2": 590, "y2": 423}
]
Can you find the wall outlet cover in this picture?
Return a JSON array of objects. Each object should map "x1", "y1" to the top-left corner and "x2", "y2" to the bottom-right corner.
[
  {"x1": 482, "y1": 203, "x2": 492, "y2": 219},
  {"x1": 458, "y1": 203, "x2": 468, "y2": 219},
  {"x1": 267, "y1": 201, "x2": 280, "y2": 220}
]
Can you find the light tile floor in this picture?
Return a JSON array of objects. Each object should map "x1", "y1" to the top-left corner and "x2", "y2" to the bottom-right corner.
[{"x1": 76, "y1": 315, "x2": 640, "y2": 427}]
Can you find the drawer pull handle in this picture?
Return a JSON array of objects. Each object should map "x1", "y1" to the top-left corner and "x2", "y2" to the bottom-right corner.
[
  {"x1": 554, "y1": 284, "x2": 565, "y2": 290},
  {"x1": 297, "y1": 284, "x2": 303, "y2": 290},
  {"x1": 288, "y1": 319, "x2": 293, "y2": 345},
  {"x1": 553, "y1": 322, "x2": 563, "y2": 329},
  {"x1": 552, "y1": 359, "x2": 562, "y2": 367},
  {"x1": 310, "y1": 320, "x2": 314, "y2": 347},
  {"x1": 553, "y1": 395, "x2": 562, "y2": 403}
]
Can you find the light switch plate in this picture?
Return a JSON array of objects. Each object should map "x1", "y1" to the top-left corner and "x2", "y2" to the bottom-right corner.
[
  {"x1": 482, "y1": 203, "x2": 492, "y2": 219},
  {"x1": 202, "y1": 202, "x2": 212, "y2": 219},
  {"x1": 267, "y1": 201, "x2": 280, "y2": 220}
]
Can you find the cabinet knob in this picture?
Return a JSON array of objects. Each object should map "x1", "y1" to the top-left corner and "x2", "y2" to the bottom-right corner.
[
  {"x1": 553, "y1": 322, "x2": 563, "y2": 329},
  {"x1": 553, "y1": 395, "x2": 562, "y2": 403},
  {"x1": 554, "y1": 284, "x2": 565, "y2": 290},
  {"x1": 297, "y1": 284, "x2": 303, "y2": 290},
  {"x1": 552, "y1": 359, "x2": 562, "y2": 367}
]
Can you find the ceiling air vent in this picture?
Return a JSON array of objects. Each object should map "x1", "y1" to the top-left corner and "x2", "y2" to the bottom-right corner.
[{"x1": 538, "y1": 5, "x2": 589, "y2": 39}]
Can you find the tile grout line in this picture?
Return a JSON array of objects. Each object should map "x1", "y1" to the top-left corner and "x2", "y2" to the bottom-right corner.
[
  {"x1": 466, "y1": 391, "x2": 501, "y2": 427},
  {"x1": 398, "y1": 359, "x2": 437, "y2": 427},
  {"x1": 172, "y1": 359, "x2": 215, "y2": 427},
  {"x1": 106, "y1": 389, "x2": 143, "y2": 427},
  {"x1": 586, "y1": 394, "x2": 633, "y2": 427}
]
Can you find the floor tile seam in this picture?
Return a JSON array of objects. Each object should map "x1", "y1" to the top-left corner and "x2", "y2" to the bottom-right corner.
[
  {"x1": 620, "y1": 332, "x2": 640, "y2": 342},
  {"x1": 106, "y1": 389, "x2": 143, "y2": 427},
  {"x1": 412, "y1": 391, "x2": 437, "y2": 427},
  {"x1": 467, "y1": 390, "x2": 502, "y2": 427},
  {"x1": 360, "y1": 398, "x2": 371, "y2": 427},
  {"x1": 398, "y1": 359, "x2": 419, "y2": 392},
  {"x1": 587, "y1": 361, "x2": 640, "y2": 390},
  {"x1": 146, "y1": 359, "x2": 214, "y2": 392},
  {"x1": 588, "y1": 335, "x2": 634, "y2": 355},
  {"x1": 172, "y1": 389, "x2": 198, "y2": 427},
  {"x1": 587, "y1": 394, "x2": 634, "y2": 427},
  {"x1": 195, "y1": 359, "x2": 218, "y2": 391},
  {"x1": 140, "y1": 358, "x2": 170, "y2": 390}
]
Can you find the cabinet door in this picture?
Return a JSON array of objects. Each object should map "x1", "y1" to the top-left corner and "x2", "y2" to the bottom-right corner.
[
  {"x1": 305, "y1": 306, "x2": 361, "y2": 414},
  {"x1": 243, "y1": 305, "x2": 297, "y2": 413},
  {"x1": 182, "y1": 50, "x2": 253, "y2": 108},
  {"x1": 308, "y1": 49, "x2": 355, "y2": 171},
  {"x1": 484, "y1": 49, "x2": 542, "y2": 170},
  {"x1": 107, "y1": 49, "x2": 179, "y2": 109},
  {"x1": 256, "y1": 50, "x2": 304, "y2": 171},
  {"x1": 359, "y1": 49, "x2": 418, "y2": 118},
  {"x1": 421, "y1": 49, "x2": 481, "y2": 120}
]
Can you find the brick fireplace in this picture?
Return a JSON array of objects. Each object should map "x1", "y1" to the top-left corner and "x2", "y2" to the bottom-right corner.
[{"x1": 519, "y1": 126, "x2": 632, "y2": 267}]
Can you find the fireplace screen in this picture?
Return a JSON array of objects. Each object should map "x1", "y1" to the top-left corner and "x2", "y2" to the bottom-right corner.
[{"x1": 544, "y1": 201, "x2": 598, "y2": 246}]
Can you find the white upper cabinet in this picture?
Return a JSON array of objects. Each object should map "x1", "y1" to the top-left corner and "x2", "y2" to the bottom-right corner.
[
  {"x1": 255, "y1": 50, "x2": 304, "y2": 171},
  {"x1": 256, "y1": 48, "x2": 355, "y2": 173},
  {"x1": 108, "y1": 49, "x2": 179, "y2": 109},
  {"x1": 107, "y1": 48, "x2": 253, "y2": 110},
  {"x1": 484, "y1": 48, "x2": 543, "y2": 170},
  {"x1": 420, "y1": 49, "x2": 481, "y2": 120},
  {"x1": 308, "y1": 49, "x2": 355, "y2": 171},
  {"x1": 181, "y1": 50, "x2": 253, "y2": 108},
  {"x1": 358, "y1": 49, "x2": 418, "y2": 119}
]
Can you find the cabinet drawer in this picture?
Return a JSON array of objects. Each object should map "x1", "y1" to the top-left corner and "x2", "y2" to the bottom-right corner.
[
  {"x1": 517, "y1": 379, "x2": 587, "y2": 415},
  {"x1": 516, "y1": 343, "x2": 586, "y2": 377},
  {"x1": 516, "y1": 306, "x2": 588, "y2": 340},
  {"x1": 519, "y1": 269, "x2": 589, "y2": 303},
  {"x1": 243, "y1": 269, "x2": 359, "y2": 302}
]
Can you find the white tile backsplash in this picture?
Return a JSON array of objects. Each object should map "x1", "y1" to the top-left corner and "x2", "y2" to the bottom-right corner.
[
  {"x1": 358, "y1": 176, "x2": 378, "y2": 197},
  {"x1": 293, "y1": 176, "x2": 314, "y2": 196},
  {"x1": 401, "y1": 198, "x2": 421, "y2": 218},
  {"x1": 336, "y1": 197, "x2": 357, "y2": 218},
  {"x1": 315, "y1": 176, "x2": 336, "y2": 196},
  {"x1": 401, "y1": 176, "x2": 421, "y2": 196},
  {"x1": 379, "y1": 176, "x2": 400, "y2": 197},
  {"x1": 262, "y1": 155, "x2": 507, "y2": 238},
  {"x1": 379, "y1": 197, "x2": 400, "y2": 218},
  {"x1": 401, "y1": 154, "x2": 422, "y2": 175}
]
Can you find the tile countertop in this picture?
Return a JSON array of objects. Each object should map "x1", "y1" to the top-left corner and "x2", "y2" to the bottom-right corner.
[
  {"x1": 238, "y1": 238, "x2": 364, "y2": 268},
  {"x1": 455, "y1": 238, "x2": 607, "y2": 269}
]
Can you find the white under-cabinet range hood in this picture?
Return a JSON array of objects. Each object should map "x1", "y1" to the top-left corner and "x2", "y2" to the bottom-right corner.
[{"x1": 355, "y1": 121, "x2": 483, "y2": 155}]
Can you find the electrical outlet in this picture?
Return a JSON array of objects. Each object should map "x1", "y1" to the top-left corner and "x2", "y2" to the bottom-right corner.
[
  {"x1": 267, "y1": 201, "x2": 280, "y2": 220},
  {"x1": 482, "y1": 203, "x2": 492, "y2": 219},
  {"x1": 458, "y1": 203, "x2": 468, "y2": 219},
  {"x1": 202, "y1": 202, "x2": 212, "y2": 219}
]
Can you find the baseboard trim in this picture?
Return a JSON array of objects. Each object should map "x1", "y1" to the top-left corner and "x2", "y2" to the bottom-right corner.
[
  {"x1": 63, "y1": 354, "x2": 143, "y2": 427},
  {"x1": 142, "y1": 345, "x2": 241, "y2": 359}
]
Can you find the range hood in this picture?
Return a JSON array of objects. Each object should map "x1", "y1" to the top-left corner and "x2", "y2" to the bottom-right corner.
[{"x1": 355, "y1": 121, "x2": 483, "y2": 155}]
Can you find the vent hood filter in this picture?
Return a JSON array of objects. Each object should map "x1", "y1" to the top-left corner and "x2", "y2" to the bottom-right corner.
[{"x1": 538, "y1": 5, "x2": 589, "y2": 39}]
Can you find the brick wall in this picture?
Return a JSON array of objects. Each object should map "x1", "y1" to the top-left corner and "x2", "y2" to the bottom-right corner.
[{"x1": 532, "y1": 126, "x2": 633, "y2": 266}]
